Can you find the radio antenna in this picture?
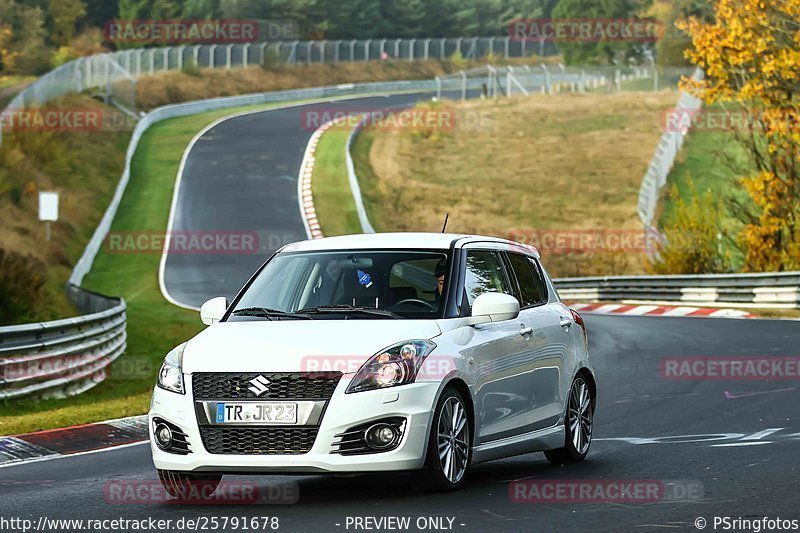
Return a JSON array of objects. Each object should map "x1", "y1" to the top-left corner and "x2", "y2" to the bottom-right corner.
[{"x1": 441, "y1": 213, "x2": 449, "y2": 233}]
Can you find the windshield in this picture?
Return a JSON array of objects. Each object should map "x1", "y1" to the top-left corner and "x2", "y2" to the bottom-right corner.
[{"x1": 229, "y1": 250, "x2": 451, "y2": 320}]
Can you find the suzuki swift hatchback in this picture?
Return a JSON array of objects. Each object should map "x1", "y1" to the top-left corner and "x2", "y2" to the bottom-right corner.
[{"x1": 150, "y1": 233, "x2": 596, "y2": 493}]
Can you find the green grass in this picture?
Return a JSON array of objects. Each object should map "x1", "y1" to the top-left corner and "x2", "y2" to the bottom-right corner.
[
  {"x1": 0, "y1": 102, "x2": 301, "y2": 435},
  {"x1": 310, "y1": 128, "x2": 363, "y2": 236},
  {"x1": 657, "y1": 108, "x2": 755, "y2": 268},
  {"x1": 349, "y1": 130, "x2": 387, "y2": 233}
]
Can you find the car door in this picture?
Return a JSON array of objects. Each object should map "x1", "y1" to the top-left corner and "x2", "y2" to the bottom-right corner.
[
  {"x1": 459, "y1": 246, "x2": 537, "y2": 444},
  {"x1": 505, "y1": 252, "x2": 568, "y2": 430}
]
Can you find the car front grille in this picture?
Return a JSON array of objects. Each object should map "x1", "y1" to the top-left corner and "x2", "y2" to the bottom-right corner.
[
  {"x1": 192, "y1": 372, "x2": 342, "y2": 401},
  {"x1": 193, "y1": 372, "x2": 341, "y2": 455},
  {"x1": 199, "y1": 426, "x2": 319, "y2": 455}
]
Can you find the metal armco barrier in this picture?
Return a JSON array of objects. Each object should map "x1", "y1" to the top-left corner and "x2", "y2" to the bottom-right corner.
[
  {"x1": 554, "y1": 272, "x2": 800, "y2": 309},
  {"x1": 0, "y1": 285, "x2": 127, "y2": 400}
]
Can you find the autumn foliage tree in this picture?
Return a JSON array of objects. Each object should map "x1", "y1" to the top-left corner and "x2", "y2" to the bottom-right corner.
[{"x1": 678, "y1": 0, "x2": 800, "y2": 271}]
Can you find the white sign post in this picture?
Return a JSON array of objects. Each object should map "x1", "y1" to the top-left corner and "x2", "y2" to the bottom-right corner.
[{"x1": 38, "y1": 191, "x2": 59, "y2": 241}]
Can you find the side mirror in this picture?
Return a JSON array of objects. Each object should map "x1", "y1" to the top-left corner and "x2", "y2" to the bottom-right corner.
[
  {"x1": 467, "y1": 292, "x2": 520, "y2": 325},
  {"x1": 200, "y1": 297, "x2": 228, "y2": 325}
]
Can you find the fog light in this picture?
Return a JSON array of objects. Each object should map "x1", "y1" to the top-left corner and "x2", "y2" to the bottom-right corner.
[
  {"x1": 155, "y1": 423, "x2": 173, "y2": 449},
  {"x1": 365, "y1": 423, "x2": 398, "y2": 449}
]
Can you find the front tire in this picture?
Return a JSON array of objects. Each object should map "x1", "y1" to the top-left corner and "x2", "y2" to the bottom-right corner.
[
  {"x1": 417, "y1": 387, "x2": 471, "y2": 491},
  {"x1": 545, "y1": 375, "x2": 594, "y2": 464},
  {"x1": 157, "y1": 469, "x2": 222, "y2": 500}
]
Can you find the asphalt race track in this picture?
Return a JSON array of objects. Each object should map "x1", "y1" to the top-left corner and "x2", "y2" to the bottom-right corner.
[
  {"x1": 3, "y1": 91, "x2": 797, "y2": 532},
  {"x1": 162, "y1": 90, "x2": 474, "y2": 308},
  {"x1": 1, "y1": 314, "x2": 798, "y2": 531}
]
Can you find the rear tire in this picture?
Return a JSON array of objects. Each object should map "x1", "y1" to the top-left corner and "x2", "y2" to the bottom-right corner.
[
  {"x1": 157, "y1": 469, "x2": 222, "y2": 500},
  {"x1": 545, "y1": 375, "x2": 594, "y2": 464},
  {"x1": 417, "y1": 387, "x2": 471, "y2": 492}
]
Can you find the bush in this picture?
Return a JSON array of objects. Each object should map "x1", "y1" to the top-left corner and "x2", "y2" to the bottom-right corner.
[
  {"x1": 9, "y1": 183, "x2": 22, "y2": 205},
  {"x1": 0, "y1": 249, "x2": 45, "y2": 324},
  {"x1": 648, "y1": 177, "x2": 732, "y2": 274},
  {"x1": 449, "y1": 50, "x2": 466, "y2": 71},
  {"x1": 260, "y1": 48, "x2": 285, "y2": 71},
  {"x1": 50, "y1": 45, "x2": 78, "y2": 68},
  {"x1": 181, "y1": 58, "x2": 202, "y2": 78}
]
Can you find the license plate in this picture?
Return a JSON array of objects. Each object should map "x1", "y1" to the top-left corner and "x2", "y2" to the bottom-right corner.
[{"x1": 215, "y1": 402, "x2": 298, "y2": 424}]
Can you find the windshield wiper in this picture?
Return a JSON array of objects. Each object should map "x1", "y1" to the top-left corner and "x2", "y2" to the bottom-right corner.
[
  {"x1": 297, "y1": 305, "x2": 401, "y2": 319},
  {"x1": 231, "y1": 307, "x2": 312, "y2": 320}
]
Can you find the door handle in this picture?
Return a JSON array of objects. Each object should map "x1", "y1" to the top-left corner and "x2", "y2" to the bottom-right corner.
[
  {"x1": 519, "y1": 325, "x2": 533, "y2": 336},
  {"x1": 560, "y1": 317, "x2": 572, "y2": 329}
]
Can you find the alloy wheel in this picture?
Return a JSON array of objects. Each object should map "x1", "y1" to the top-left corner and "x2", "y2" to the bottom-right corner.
[
  {"x1": 437, "y1": 396, "x2": 469, "y2": 484},
  {"x1": 568, "y1": 377, "x2": 593, "y2": 455}
]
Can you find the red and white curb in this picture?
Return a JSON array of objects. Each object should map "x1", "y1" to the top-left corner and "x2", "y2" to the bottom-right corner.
[
  {"x1": 0, "y1": 415, "x2": 148, "y2": 467},
  {"x1": 299, "y1": 119, "x2": 348, "y2": 240},
  {"x1": 568, "y1": 302, "x2": 755, "y2": 319}
]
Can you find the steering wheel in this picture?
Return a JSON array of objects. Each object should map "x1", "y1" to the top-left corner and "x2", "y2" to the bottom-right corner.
[{"x1": 392, "y1": 298, "x2": 438, "y2": 311}]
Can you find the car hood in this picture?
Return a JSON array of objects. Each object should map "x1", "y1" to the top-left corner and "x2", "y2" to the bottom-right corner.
[{"x1": 182, "y1": 319, "x2": 443, "y2": 374}]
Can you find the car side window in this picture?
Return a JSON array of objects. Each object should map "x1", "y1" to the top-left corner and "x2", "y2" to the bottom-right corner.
[
  {"x1": 463, "y1": 250, "x2": 511, "y2": 306},
  {"x1": 526, "y1": 256, "x2": 548, "y2": 304},
  {"x1": 506, "y1": 253, "x2": 545, "y2": 307}
]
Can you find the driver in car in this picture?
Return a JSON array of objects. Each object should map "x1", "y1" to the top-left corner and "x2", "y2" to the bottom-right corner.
[{"x1": 434, "y1": 260, "x2": 446, "y2": 303}]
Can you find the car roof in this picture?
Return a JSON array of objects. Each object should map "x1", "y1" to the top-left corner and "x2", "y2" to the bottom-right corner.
[{"x1": 280, "y1": 232, "x2": 539, "y2": 257}]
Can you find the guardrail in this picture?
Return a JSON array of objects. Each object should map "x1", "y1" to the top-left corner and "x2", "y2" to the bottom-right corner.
[
  {"x1": 0, "y1": 285, "x2": 127, "y2": 400},
  {"x1": 554, "y1": 272, "x2": 800, "y2": 309},
  {"x1": 637, "y1": 68, "x2": 703, "y2": 230}
]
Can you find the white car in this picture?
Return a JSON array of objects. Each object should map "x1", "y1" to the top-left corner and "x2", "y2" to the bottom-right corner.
[{"x1": 150, "y1": 233, "x2": 595, "y2": 493}]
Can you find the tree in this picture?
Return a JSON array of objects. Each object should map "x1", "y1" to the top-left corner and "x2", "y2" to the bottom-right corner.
[
  {"x1": 180, "y1": 0, "x2": 221, "y2": 18},
  {"x1": 83, "y1": 0, "x2": 119, "y2": 27},
  {"x1": 378, "y1": 0, "x2": 425, "y2": 38},
  {"x1": 47, "y1": 0, "x2": 86, "y2": 46},
  {"x1": 0, "y1": 23, "x2": 17, "y2": 71},
  {"x1": 0, "y1": 0, "x2": 50, "y2": 74},
  {"x1": 553, "y1": 0, "x2": 654, "y2": 65},
  {"x1": 117, "y1": 0, "x2": 183, "y2": 20},
  {"x1": 679, "y1": 0, "x2": 800, "y2": 271},
  {"x1": 653, "y1": 0, "x2": 713, "y2": 66}
]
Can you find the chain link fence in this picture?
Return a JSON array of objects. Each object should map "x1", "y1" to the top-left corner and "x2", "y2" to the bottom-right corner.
[
  {"x1": 0, "y1": 36, "x2": 562, "y2": 145},
  {"x1": 637, "y1": 69, "x2": 703, "y2": 232}
]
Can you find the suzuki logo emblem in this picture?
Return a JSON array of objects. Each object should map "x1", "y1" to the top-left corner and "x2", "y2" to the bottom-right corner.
[{"x1": 248, "y1": 375, "x2": 271, "y2": 396}]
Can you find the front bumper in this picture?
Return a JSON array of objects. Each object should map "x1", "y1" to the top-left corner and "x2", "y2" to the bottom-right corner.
[{"x1": 149, "y1": 376, "x2": 439, "y2": 473}]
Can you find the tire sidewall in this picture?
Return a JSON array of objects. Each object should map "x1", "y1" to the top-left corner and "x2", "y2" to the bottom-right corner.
[{"x1": 423, "y1": 387, "x2": 471, "y2": 490}]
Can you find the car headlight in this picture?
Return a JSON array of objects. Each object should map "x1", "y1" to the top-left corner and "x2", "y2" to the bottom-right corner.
[
  {"x1": 346, "y1": 340, "x2": 436, "y2": 394},
  {"x1": 157, "y1": 343, "x2": 186, "y2": 394}
]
